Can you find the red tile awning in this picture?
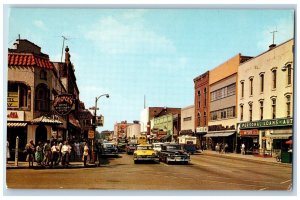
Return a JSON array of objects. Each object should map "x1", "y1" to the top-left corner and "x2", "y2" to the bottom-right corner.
[
  {"x1": 69, "y1": 114, "x2": 81, "y2": 129},
  {"x1": 8, "y1": 53, "x2": 53, "y2": 69}
]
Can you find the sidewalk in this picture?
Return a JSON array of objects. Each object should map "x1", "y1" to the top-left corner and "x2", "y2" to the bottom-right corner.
[
  {"x1": 6, "y1": 161, "x2": 97, "y2": 169},
  {"x1": 199, "y1": 150, "x2": 292, "y2": 168}
]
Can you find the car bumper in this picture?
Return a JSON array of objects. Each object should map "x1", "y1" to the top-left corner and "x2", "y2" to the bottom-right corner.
[
  {"x1": 134, "y1": 157, "x2": 159, "y2": 161},
  {"x1": 167, "y1": 157, "x2": 190, "y2": 162}
]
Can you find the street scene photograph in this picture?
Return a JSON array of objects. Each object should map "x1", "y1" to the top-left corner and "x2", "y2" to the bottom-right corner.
[{"x1": 3, "y1": 4, "x2": 296, "y2": 196}]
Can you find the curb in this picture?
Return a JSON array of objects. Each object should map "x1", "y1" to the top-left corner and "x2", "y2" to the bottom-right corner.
[
  {"x1": 203, "y1": 152, "x2": 292, "y2": 168},
  {"x1": 6, "y1": 164, "x2": 98, "y2": 170}
]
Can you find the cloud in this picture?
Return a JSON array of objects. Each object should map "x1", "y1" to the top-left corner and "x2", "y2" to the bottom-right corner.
[
  {"x1": 33, "y1": 20, "x2": 47, "y2": 31},
  {"x1": 83, "y1": 15, "x2": 176, "y2": 55}
]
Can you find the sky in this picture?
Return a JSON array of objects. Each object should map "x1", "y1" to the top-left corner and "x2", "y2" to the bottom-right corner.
[{"x1": 5, "y1": 6, "x2": 295, "y2": 132}]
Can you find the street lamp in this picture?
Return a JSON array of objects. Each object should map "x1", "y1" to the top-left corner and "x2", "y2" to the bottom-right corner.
[{"x1": 91, "y1": 93, "x2": 109, "y2": 163}]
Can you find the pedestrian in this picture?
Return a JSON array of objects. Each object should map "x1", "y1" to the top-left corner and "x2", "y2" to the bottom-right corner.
[
  {"x1": 51, "y1": 142, "x2": 59, "y2": 166},
  {"x1": 241, "y1": 143, "x2": 246, "y2": 155},
  {"x1": 57, "y1": 140, "x2": 63, "y2": 165},
  {"x1": 215, "y1": 143, "x2": 219, "y2": 152},
  {"x1": 219, "y1": 143, "x2": 223, "y2": 154},
  {"x1": 96, "y1": 141, "x2": 102, "y2": 167},
  {"x1": 74, "y1": 140, "x2": 81, "y2": 161},
  {"x1": 61, "y1": 141, "x2": 69, "y2": 166},
  {"x1": 25, "y1": 140, "x2": 35, "y2": 167},
  {"x1": 83, "y1": 142, "x2": 89, "y2": 167},
  {"x1": 35, "y1": 141, "x2": 44, "y2": 165},
  {"x1": 67, "y1": 141, "x2": 72, "y2": 165},
  {"x1": 6, "y1": 141, "x2": 11, "y2": 164},
  {"x1": 224, "y1": 143, "x2": 228, "y2": 154},
  {"x1": 43, "y1": 140, "x2": 52, "y2": 166}
]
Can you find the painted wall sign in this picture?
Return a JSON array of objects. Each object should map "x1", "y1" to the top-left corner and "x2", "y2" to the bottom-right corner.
[
  {"x1": 7, "y1": 110, "x2": 24, "y2": 121},
  {"x1": 53, "y1": 94, "x2": 74, "y2": 115},
  {"x1": 240, "y1": 118, "x2": 293, "y2": 129},
  {"x1": 7, "y1": 92, "x2": 19, "y2": 108},
  {"x1": 240, "y1": 129, "x2": 259, "y2": 136}
]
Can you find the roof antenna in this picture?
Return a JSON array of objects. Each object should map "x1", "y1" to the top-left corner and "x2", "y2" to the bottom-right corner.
[
  {"x1": 18, "y1": 34, "x2": 21, "y2": 40},
  {"x1": 270, "y1": 28, "x2": 278, "y2": 45},
  {"x1": 60, "y1": 36, "x2": 68, "y2": 63}
]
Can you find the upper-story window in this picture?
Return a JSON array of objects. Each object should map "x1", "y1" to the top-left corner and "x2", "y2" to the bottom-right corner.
[
  {"x1": 286, "y1": 64, "x2": 292, "y2": 85},
  {"x1": 240, "y1": 81, "x2": 244, "y2": 98},
  {"x1": 260, "y1": 73, "x2": 264, "y2": 93},
  {"x1": 210, "y1": 83, "x2": 236, "y2": 101},
  {"x1": 249, "y1": 77, "x2": 253, "y2": 96},
  {"x1": 249, "y1": 102, "x2": 253, "y2": 122},
  {"x1": 204, "y1": 111, "x2": 207, "y2": 126},
  {"x1": 204, "y1": 87, "x2": 207, "y2": 107},
  {"x1": 240, "y1": 104, "x2": 244, "y2": 121},
  {"x1": 286, "y1": 95, "x2": 291, "y2": 118},
  {"x1": 271, "y1": 97, "x2": 277, "y2": 119},
  {"x1": 271, "y1": 68, "x2": 277, "y2": 89},
  {"x1": 197, "y1": 113, "x2": 201, "y2": 127},
  {"x1": 259, "y1": 100, "x2": 264, "y2": 120},
  {"x1": 7, "y1": 82, "x2": 29, "y2": 109},
  {"x1": 35, "y1": 84, "x2": 50, "y2": 112},
  {"x1": 40, "y1": 69, "x2": 47, "y2": 80},
  {"x1": 197, "y1": 90, "x2": 201, "y2": 109}
]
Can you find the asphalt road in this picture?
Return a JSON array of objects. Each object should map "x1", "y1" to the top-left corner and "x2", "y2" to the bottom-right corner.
[{"x1": 6, "y1": 152, "x2": 292, "y2": 191}]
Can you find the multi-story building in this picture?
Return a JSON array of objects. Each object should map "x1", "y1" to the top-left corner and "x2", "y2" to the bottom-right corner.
[
  {"x1": 193, "y1": 71, "x2": 209, "y2": 147},
  {"x1": 237, "y1": 39, "x2": 294, "y2": 156},
  {"x1": 204, "y1": 54, "x2": 252, "y2": 152},
  {"x1": 126, "y1": 121, "x2": 141, "y2": 139},
  {"x1": 7, "y1": 39, "x2": 65, "y2": 160},
  {"x1": 180, "y1": 105, "x2": 195, "y2": 135}
]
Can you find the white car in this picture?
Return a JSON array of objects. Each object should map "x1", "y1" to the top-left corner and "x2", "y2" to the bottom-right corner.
[{"x1": 152, "y1": 143, "x2": 164, "y2": 153}]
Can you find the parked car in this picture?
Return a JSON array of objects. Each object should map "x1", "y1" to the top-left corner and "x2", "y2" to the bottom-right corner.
[
  {"x1": 117, "y1": 138, "x2": 127, "y2": 152},
  {"x1": 133, "y1": 144, "x2": 159, "y2": 164},
  {"x1": 152, "y1": 142, "x2": 164, "y2": 154},
  {"x1": 101, "y1": 142, "x2": 119, "y2": 157},
  {"x1": 126, "y1": 143, "x2": 137, "y2": 155},
  {"x1": 159, "y1": 143, "x2": 190, "y2": 164}
]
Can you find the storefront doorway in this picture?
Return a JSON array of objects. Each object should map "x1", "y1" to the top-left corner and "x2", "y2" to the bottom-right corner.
[{"x1": 35, "y1": 125, "x2": 47, "y2": 144}]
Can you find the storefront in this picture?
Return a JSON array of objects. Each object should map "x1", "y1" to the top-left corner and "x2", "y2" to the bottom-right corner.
[
  {"x1": 239, "y1": 118, "x2": 293, "y2": 157},
  {"x1": 239, "y1": 129, "x2": 259, "y2": 154},
  {"x1": 204, "y1": 130, "x2": 236, "y2": 152}
]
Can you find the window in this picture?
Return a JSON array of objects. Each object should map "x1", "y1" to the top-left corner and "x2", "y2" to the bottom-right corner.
[
  {"x1": 260, "y1": 101, "x2": 264, "y2": 120},
  {"x1": 240, "y1": 105, "x2": 244, "y2": 121},
  {"x1": 249, "y1": 102, "x2": 253, "y2": 122},
  {"x1": 271, "y1": 98, "x2": 276, "y2": 119},
  {"x1": 210, "y1": 107, "x2": 235, "y2": 121},
  {"x1": 197, "y1": 113, "x2": 200, "y2": 127},
  {"x1": 241, "y1": 81, "x2": 244, "y2": 98},
  {"x1": 204, "y1": 112, "x2": 207, "y2": 126},
  {"x1": 287, "y1": 64, "x2": 292, "y2": 85},
  {"x1": 7, "y1": 82, "x2": 29, "y2": 109},
  {"x1": 35, "y1": 84, "x2": 50, "y2": 112},
  {"x1": 183, "y1": 117, "x2": 192, "y2": 121},
  {"x1": 286, "y1": 95, "x2": 291, "y2": 118},
  {"x1": 197, "y1": 91, "x2": 201, "y2": 109},
  {"x1": 272, "y1": 69, "x2": 277, "y2": 89},
  {"x1": 260, "y1": 73, "x2": 264, "y2": 93},
  {"x1": 40, "y1": 70, "x2": 47, "y2": 80},
  {"x1": 249, "y1": 77, "x2": 253, "y2": 96},
  {"x1": 204, "y1": 88, "x2": 207, "y2": 107},
  {"x1": 210, "y1": 84, "x2": 236, "y2": 101}
]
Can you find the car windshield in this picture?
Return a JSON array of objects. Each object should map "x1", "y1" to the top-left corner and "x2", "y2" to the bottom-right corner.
[
  {"x1": 104, "y1": 143, "x2": 114, "y2": 148},
  {"x1": 137, "y1": 146, "x2": 153, "y2": 150},
  {"x1": 166, "y1": 145, "x2": 181, "y2": 150}
]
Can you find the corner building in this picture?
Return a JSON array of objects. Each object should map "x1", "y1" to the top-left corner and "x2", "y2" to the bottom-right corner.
[{"x1": 237, "y1": 39, "x2": 294, "y2": 156}]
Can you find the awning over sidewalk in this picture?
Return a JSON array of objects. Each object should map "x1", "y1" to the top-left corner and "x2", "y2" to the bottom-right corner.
[
  {"x1": 204, "y1": 131, "x2": 235, "y2": 137},
  {"x1": 7, "y1": 122, "x2": 27, "y2": 128},
  {"x1": 31, "y1": 116, "x2": 63, "y2": 125},
  {"x1": 269, "y1": 134, "x2": 292, "y2": 139}
]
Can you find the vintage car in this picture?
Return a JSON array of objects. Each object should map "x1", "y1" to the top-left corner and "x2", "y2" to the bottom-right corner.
[
  {"x1": 158, "y1": 143, "x2": 190, "y2": 164},
  {"x1": 117, "y1": 138, "x2": 127, "y2": 152},
  {"x1": 126, "y1": 143, "x2": 138, "y2": 155},
  {"x1": 133, "y1": 144, "x2": 159, "y2": 164},
  {"x1": 152, "y1": 142, "x2": 164, "y2": 154},
  {"x1": 101, "y1": 142, "x2": 119, "y2": 157}
]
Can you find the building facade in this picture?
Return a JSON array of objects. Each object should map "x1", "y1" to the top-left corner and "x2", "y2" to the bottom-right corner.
[
  {"x1": 205, "y1": 54, "x2": 252, "y2": 152},
  {"x1": 180, "y1": 105, "x2": 195, "y2": 135},
  {"x1": 237, "y1": 39, "x2": 294, "y2": 156}
]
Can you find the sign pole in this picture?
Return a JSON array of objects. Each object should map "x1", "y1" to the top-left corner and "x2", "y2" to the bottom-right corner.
[{"x1": 15, "y1": 136, "x2": 19, "y2": 166}]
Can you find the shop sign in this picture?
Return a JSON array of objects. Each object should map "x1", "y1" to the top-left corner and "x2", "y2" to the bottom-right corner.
[
  {"x1": 196, "y1": 127, "x2": 208, "y2": 133},
  {"x1": 240, "y1": 129, "x2": 259, "y2": 136},
  {"x1": 7, "y1": 92, "x2": 19, "y2": 108},
  {"x1": 53, "y1": 94, "x2": 74, "y2": 116},
  {"x1": 88, "y1": 130, "x2": 95, "y2": 139},
  {"x1": 7, "y1": 110, "x2": 24, "y2": 121},
  {"x1": 240, "y1": 118, "x2": 293, "y2": 129}
]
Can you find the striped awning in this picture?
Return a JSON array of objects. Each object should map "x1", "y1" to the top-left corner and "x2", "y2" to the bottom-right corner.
[
  {"x1": 31, "y1": 116, "x2": 63, "y2": 124},
  {"x1": 7, "y1": 122, "x2": 27, "y2": 127}
]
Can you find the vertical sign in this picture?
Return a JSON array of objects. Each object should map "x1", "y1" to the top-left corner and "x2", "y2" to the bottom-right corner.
[{"x1": 7, "y1": 92, "x2": 19, "y2": 108}]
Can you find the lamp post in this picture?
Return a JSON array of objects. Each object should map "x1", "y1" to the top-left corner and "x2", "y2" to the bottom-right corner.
[{"x1": 91, "y1": 94, "x2": 109, "y2": 163}]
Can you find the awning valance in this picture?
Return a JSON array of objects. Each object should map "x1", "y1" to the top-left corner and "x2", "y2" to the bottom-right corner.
[
  {"x1": 269, "y1": 134, "x2": 292, "y2": 139},
  {"x1": 204, "y1": 132, "x2": 235, "y2": 137},
  {"x1": 7, "y1": 122, "x2": 27, "y2": 128},
  {"x1": 179, "y1": 129, "x2": 194, "y2": 135},
  {"x1": 31, "y1": 116, "x2": 63, "y2": 125}
]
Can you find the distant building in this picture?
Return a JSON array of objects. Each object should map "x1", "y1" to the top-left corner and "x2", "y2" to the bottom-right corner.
[{"x1": 180, "y1": 105, "x2": 195, "y2": 135}]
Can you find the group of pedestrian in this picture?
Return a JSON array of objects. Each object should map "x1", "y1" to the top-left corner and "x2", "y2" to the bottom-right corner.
[
  {"x1": 215, "y1": 143, "x2": 228, "y2": 154},
  {"x1": 24, "y1": 139, "x2": 90, "y2": 167}
]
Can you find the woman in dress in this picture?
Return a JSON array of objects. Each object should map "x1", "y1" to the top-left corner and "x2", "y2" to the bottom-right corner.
[
  {"x1": 6, "y1": 141, "x2": 11, "y2": 163},
  {"x1": 35, "y1": 141, "x2": 44, "y2": 165},
  {"x1": 83, "y1": 142, "x2": 89, "y2": 167}
]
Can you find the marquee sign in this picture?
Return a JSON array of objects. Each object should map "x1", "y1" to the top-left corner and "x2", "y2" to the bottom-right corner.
[
  {"x1": 240, "y1": 118, "x2": 293, "y2": 129},
  {"x1": 53, "y1": 94, "x2": 74, "y2": 116}
]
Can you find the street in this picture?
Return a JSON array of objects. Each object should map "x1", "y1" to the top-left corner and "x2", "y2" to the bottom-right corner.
[{"x1": 6, "y1": 152, "x2": 292, "y2": 191}]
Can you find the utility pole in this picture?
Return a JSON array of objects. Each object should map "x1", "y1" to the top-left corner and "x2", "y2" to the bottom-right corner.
[{"x1": 61, "y1": 36, "x2": 68, "y2": 63}]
